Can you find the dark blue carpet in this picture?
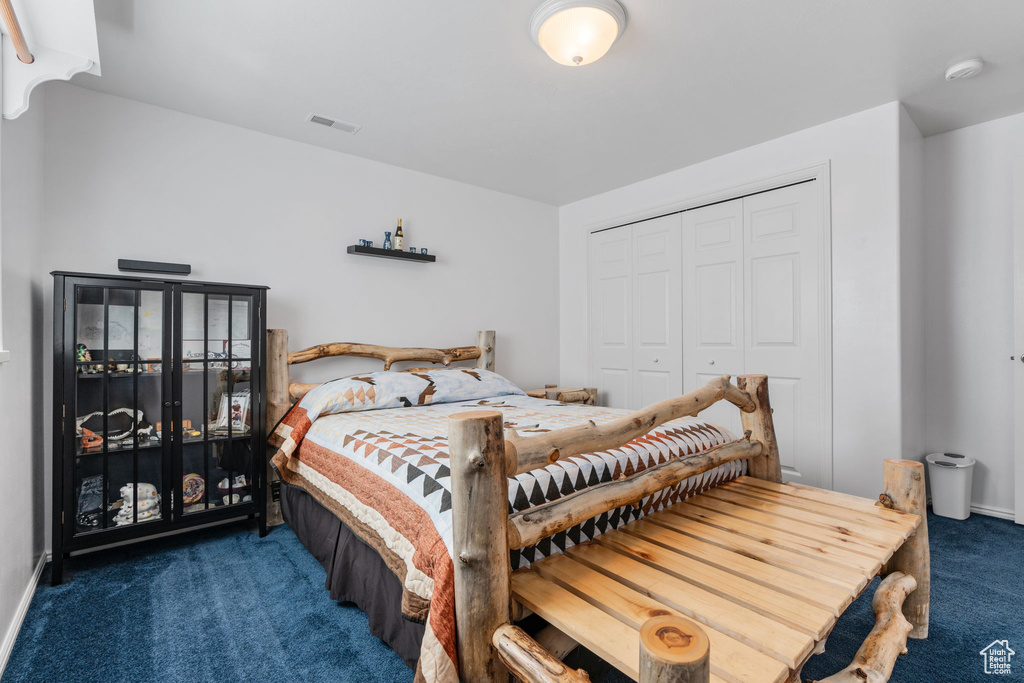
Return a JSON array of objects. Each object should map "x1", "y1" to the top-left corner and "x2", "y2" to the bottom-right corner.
[
  {"x1": 2, "y1": 522, "x2": 411, "y2": 683},
  {"x1": 801, "y1": 511, "x2": 1023, "y2": 683},
  {"x1": 4, "y1": 512, "x2": 1022, "y2": 682}
]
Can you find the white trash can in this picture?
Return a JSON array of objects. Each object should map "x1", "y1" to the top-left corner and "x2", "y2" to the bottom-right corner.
[{"x1": 925, "y1": 452, "x2": 975, "y2": 520}]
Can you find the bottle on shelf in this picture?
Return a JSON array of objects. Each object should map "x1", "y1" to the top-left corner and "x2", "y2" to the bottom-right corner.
[{"x1": 394, "y1": 219, "x2": 404, "y2": 250}]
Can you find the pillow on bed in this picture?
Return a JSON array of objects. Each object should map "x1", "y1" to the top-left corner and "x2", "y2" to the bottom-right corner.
[{"x1": 294, "y1": 368, "x2": 525, "y2": 419}]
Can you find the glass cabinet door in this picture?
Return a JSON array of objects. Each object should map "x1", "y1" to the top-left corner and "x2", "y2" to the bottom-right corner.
[
  {"x1": 71, "y1": 284, "x2": 171, "y2": 535},
  {"x1": 176, "y1": 289, "x2": 257, "y2": 516}
]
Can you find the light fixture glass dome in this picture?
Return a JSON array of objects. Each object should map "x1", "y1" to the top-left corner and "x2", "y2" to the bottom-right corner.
[{"x1": 531, "y1": 0, "x2": 626, "y2": 67}]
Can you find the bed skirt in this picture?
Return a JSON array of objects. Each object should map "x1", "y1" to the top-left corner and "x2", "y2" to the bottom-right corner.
[{"x1": 281, "y1": 480, "x2": 425, "y2": 669}]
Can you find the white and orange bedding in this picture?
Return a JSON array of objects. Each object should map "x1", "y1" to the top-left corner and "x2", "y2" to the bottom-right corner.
[{"x1": 270, "y1": 369, "x2": 742, "y2": 683}]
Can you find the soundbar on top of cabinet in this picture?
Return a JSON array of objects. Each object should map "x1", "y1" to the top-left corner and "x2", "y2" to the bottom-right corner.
[{"x1": 117, "y1": 259, "x2": 192, "y2": 276}]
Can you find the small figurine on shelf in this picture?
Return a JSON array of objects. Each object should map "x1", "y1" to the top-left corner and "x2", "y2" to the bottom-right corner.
[
  {"x1": 394, "y1": 219, "x2": 404, "y2": 250},
  {"x1": 382, "y1": 231, "x2": 393, "y2": 250},
  {"x1": 75, "y1": 343, "x2": 89, "y2": 365},
  {"x1": 81, "y1": 429, "x2": 103, "y2": 452},
  {"x1": 76, "y1": 344, "x2": 101, "y2": 373},
  {"x1": 112, "y1": 483, "x2": 161, "y2": 526},
  {"x1": 217, "y1": 475, "x2": 249, "y2": 501}
]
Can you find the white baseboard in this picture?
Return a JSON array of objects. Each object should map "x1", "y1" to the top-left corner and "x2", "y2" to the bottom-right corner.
[
  {"x1": 970, "y1": 503, "x2": 1016, "y2": 520},
  {"x1": 927, "y1": 496, "x2": 1016, "y2": 521},
  {"x1": 0, "y1": 553, "x2": 47, "y2": 678}
]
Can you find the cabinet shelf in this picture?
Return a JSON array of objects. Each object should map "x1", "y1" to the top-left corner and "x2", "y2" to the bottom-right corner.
[
  {"x1": 76, "y1": 440, "x2": 162, "y2": 457},
  {"x1": 346, "y1": 245, "x2": 436, "y2": 263},
  {"x1": 76, "y1": 371, "x2": 163, "y2": 379},
  {"x1": 74, "y1": 432, "x2": 255, "y2": 457},
  {"x1": 183, "y1": 433, "x2": 253, "y2": 444},
  {"x1": 76, "y1": 369, "x2": 252, "y2": 381}
]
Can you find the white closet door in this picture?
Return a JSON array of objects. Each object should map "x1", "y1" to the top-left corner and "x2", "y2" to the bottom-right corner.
[
  {"x1": 591, "y1": 181, "x2": 827, "y2": 486},
  {"x1": 681, "y1": 199, "x2": 746, "y2": 437},
  {"x1": 633, "y1": 216, "x2": 683, "y2": 408},
  {"x1": 744, "y1": 181, "x2": 823, "y2": 485},
  {"x1": 589, "y1": 227, "x2": 633, "y2": 408}
]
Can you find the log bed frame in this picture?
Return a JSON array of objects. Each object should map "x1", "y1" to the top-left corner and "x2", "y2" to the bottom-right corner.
[{"x1": 265, "y1": 329, "x2": 930, "y2": 683}]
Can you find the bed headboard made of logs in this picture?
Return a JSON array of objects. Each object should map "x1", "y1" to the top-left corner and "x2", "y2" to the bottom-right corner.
[{"x1": 265, "y1": 329, "x2": 496, "y2": 430}]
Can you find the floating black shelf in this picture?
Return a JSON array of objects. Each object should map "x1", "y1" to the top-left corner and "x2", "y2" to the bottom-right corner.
[{"x1": 347, "y1": 245, "x2": 436, "y2": 263}]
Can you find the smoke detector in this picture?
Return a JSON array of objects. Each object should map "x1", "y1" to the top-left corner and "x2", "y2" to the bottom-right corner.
[
  {"x1": 945, "y1": 58, "x2": 984, "y2": 81},
  {"x1": 306, "y1": 113, "x2": 362, "y2": 134}
]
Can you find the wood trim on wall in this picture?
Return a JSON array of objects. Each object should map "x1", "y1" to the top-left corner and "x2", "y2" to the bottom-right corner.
[
  {"x1": 1013, "y1": 156, "x2": 1024, "y2": 526},
  {"x1": 0, "y1": 552, "x2": 46, "y2": 677}
]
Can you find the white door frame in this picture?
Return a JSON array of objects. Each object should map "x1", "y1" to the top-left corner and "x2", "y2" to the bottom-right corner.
[
  {"x1": 585, "y1": 162, "x2": 834, "y2": 489},
  {"x1": 1013, "y1": 157, "x2": 1024, "y2": 525}
]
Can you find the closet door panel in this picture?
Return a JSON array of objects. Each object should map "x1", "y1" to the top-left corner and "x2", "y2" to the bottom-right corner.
[
  {"x1": 599, "y1": 276, "x2": 630, "y2": 345},
  {"x1": 744, "y1": 182, "x2": 822, "y2": 486},
  {"x1": 598, "y1": 368, "x2": 630, "y2": 410},
  {"x1": 590, "y1": 229, "x2": 633, "y2": 409},
  {"x1": 696, "y1": 263, "x2": 738, "y2": 346},
  {"x1": 750, "y1": 253, "x2": 800, "y2": 346},
  {"x1": 682, "y1": 200, "x2": 744, "y2": 437},
  {"x1": 633, "y1": 215, "x2": 682, "y2": 408}
]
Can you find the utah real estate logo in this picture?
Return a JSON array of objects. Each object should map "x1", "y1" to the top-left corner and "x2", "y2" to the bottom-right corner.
[{"x1": 980, "y1": 640, "x2": 1015, "y2": 675}]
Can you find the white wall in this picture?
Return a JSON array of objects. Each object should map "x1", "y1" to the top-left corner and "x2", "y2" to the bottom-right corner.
[
  {"x1": 560, "y1": 102, "x2": 904, "y2": 500},
  {"x1": 899, "y1": 107, "x2": 926, "y2": 464},
  {"x1": 41, "y1": 83, "x2": 559, "y2": 384},
  {"x1": 924, "y1": 111, "x2": 1024, "y2": 517},
  {"x1": 0, "y1": 88, "x2": 47, "y2": 672},
  {"x1": 35, "y1": 83, "x2": 560, "y2": 549}
]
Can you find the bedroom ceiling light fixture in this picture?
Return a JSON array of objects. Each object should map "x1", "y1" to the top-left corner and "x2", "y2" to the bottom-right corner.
[{"x1": 530, "y1": 0, "x2": 626, "y2": 67}]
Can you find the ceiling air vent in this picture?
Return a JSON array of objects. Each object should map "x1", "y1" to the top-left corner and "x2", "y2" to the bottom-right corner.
[{"x1": 307, "y1": 113, "x2": 362, "y2": 134}]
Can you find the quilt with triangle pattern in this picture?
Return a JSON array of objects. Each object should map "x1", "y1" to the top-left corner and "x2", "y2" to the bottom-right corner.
[{"x1": 270, "y1": 377, "x2": 741, "y2": 683}]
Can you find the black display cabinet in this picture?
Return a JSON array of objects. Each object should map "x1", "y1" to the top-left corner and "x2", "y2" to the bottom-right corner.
[{"x1": 52, "y1": 272, "x2": 268, "y2": 584}]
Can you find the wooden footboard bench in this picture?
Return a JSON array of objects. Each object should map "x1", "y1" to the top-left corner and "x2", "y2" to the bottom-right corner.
[{"x1": 449, "y1": 375, "x2": 930, "y2": 683}]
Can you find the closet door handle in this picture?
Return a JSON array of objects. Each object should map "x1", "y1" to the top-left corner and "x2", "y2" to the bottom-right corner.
[{"x1": 173, "y1": 400, "x2": 181, "y2": 407}]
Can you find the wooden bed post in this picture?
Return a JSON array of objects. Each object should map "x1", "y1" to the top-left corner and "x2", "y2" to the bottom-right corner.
[
  {"x1": 265, "y1": 328, "x2": 290, "y2": 527},
  {"x1": 477, "y1": 330, "x2": 496, "y2": 371},
  {"x1": 880, "y1": 459, "x2": 930, "y2": 639},
  {"x1": 737, "y1": 375, "x2": 782, "y2": 483},
  {"x1": 818, "y1": 572, "x2": 918, "y2": 683},
  {"x1": 492, "y1": 624, "x2": 591, "y2": 682},
  {"x1": 449, "y1": 410, "x2": 511, "y2": 682},
  {"x1": 639, "y1": 615, "x2": 710, "y2": 683}
]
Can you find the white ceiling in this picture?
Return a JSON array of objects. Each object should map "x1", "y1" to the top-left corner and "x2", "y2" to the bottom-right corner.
[{"x1": 75, "y1": 0, "x2": 1024, "y2": 205}]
